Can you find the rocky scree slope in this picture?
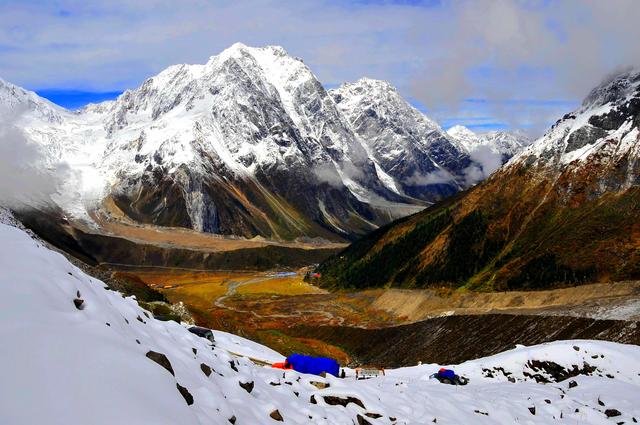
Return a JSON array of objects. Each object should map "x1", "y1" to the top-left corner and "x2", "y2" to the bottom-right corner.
[
  {"x1": 2, "y1": 208, "x2": 640, "y2": 425},
  {"x1": 318, "y1": 69, "x2": 640, "y2": 290},
  {"x1": 291, "y1": 313, "x2": 640, "y2": 367}
]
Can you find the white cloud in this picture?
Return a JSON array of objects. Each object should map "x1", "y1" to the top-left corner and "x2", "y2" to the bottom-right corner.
[
  {"x1": 404, "y1": 168, "x2": 456, "y2": 186},
  {"x1": 0, "y1": 106, "x2": 71, "y2": 209},
  {"x1": 313, "y1": 160, "x2": 366, "y2": 187},
  {"x1": 464, "y1": 145, "x2": 503, "y2": 185},
  {"x1": 0, "y1": 0, "x2": 638, "y2": 131},
  {"x1": 313, "y1": 162, "x2": 343, "y2": 187}
]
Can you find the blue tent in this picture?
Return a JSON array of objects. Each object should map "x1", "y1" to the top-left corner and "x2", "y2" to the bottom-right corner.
[{"x1": 286, "y1": 354, "x2": 340, "y2": 377}]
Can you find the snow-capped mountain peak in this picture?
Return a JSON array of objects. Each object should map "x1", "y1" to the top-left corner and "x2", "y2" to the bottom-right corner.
[
  {"x1": 447, "y1": 125, "x2": 530, "y2": 160},
  {"x1": 329, "y1": 78, "x2": 473, "y2": 200},
  {"x1": 1, "y1": 43, "x2": 497, "y2": 240},
  {"x1": 0, "y1": 78, "x2": 65, "y2": 124},
  {"x1": 446, "y1": 125, "x2": 479, "y2": 148},
  {"x1": 509, "y1": 68, "x2": 640, "y2": 184}
]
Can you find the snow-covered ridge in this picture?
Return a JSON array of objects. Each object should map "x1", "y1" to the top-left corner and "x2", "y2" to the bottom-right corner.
[
  {"x1": 0, "y1": 78, "x2": 65, "y2": 124},
  {"x1": 508, "y1": 68, "x2": 640, "y2": 177},
  {"x1": 1, "y1": 217, "x2": 640, "y2": 424},
  {"x1": 445, "y1": 125, "x2": 531, "y2": 182},
  {"x1": 330, "y1": 78, "x2": 474, "y2": 197},
  {"x1": 447, "y1": 125, "x2": 531, "y2": 160}
]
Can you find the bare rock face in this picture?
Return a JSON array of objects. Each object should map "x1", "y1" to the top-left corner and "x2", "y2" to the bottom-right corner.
[{"x1": 290, "y1": 313, "x2": 640, "y2": 367}]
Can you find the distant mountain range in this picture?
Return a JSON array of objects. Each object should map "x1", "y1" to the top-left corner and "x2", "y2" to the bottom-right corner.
[
  {"x1": 0, "y1": 43, "x2": 528, "y2": 243},
  {"x1": 318, "y1": 69, "x2": 640, "y2": 290}
]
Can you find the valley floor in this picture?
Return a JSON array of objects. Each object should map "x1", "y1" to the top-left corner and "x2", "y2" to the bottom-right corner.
[
  {"x1": 123, "y1": 268, "x2": 640, "y2": 366},
  {"x1": 91, "y1": 203, "x2": 349, "y2": 253}
]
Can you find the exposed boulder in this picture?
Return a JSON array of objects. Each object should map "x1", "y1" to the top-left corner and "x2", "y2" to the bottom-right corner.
[
  {"x1": 269, "y1": 409, "x2": 284, "y2": 421},
  {"x1": 176, "y1": 383, "x2": 194, "y2": 406},
  {"x1": 145, "y1": 351, "x2": 174, "y2": 376}
]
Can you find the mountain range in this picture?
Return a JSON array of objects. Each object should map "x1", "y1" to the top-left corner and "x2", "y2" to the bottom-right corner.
[
  {"x1": 318, "y1": 69, "x2": 640, "y2": 290},
  {"x1": 0, "y1": 43, "x2": 528, "y2": 246}
]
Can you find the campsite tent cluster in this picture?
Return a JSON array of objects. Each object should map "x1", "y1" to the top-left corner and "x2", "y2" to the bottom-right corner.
[
  {"x1": 273, "y1": 354, "x2": 340, "y2": 377},
  {"x1": 271, "y1": 354, "x2": 466, "y2": 385}
]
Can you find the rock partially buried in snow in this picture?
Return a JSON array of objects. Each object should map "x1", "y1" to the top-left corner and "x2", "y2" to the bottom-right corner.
[
  {"x1": 309, "y1": 380, "x2": 329, "y2": 389},
  {"x1": 145, "y1": 351, "x2": 174, "y2": 376},
  {"x1": 323, "y1": 395, "x2": 366, "y2": 409},
  {"x1": 356, "y1": 414, "x2": 372, "y2": 425},
  {"x1": 200, "y1": 363, "x2": 212, "y2": 377},
  {"x1": 605, "y1": 408, "x2": 622, "y2": 418},
  {"x1": 269, "y1": 409, "x2": 283, "y2": 422},
  {"x1": 238, "y1": 381, "x2": 254, "y2": 394},
  {"x1": 73, "y1": 298, "x2": 84, "y2": 310},
  {"x1": 176, "y1": 383, "x2": 193, "y2": 406}
]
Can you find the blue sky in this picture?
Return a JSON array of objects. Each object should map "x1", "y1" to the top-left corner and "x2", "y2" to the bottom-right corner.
[
  {"x1": 2, "y1": 0, "x2": 638, "y2": 134},
  {"x1": 35, "y1": 89, "x2": 123, "y2": 110}
]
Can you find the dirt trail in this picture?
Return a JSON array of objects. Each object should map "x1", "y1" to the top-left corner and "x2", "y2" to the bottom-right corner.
[{"x1": 213, "y1": 276, "x2": 270, "y2": 309}]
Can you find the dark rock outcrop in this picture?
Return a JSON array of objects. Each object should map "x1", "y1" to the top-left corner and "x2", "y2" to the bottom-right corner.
[
  {"x1": 239, "y1": 381, "x2": 254, "y2": 394},
  {"x1": 200, "y1": 363, "x2": 212, "y2": 377},
  {"x1": 323, "y1": 395, "x2": 365, "y2": 409},
  {"x1": 269, "y1": 409, "x2": 283, "y2": 421},
  {"x1": 145, "y1": 351, "x2": 174, "y2": 376},
  {"x1": 176, "y1": 383, "x2": 194, "y2": 406}
]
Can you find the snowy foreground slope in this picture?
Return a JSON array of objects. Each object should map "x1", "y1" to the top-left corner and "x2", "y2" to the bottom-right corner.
[{"x1": 1, "y1": 214, "x2": 640, "y2": 424}]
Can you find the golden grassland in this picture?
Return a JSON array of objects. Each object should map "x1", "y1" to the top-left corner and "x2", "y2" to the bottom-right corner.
[
  {"x1": 125, "y1": 268, "x2": 640, "y2": 362},
  {"x1": 236, "y1": 276, "x2": 326, "y2": 295},
  {"x1": 127, "y1": 269, "x2": 396, "y2": 359},
  {"x1": 135, "y1": 270, "x2": 324, "y2": 302},
  {"x1": 134, "y1": 271, "x2": 245, "y2": 311}
]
